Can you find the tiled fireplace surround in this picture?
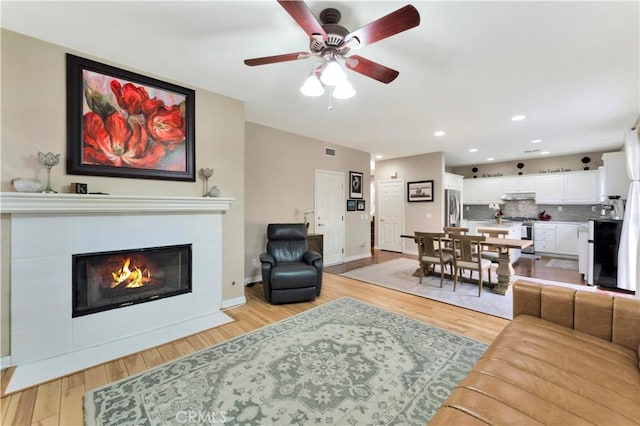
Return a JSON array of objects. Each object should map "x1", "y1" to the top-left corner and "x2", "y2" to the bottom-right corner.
[{"x1": 1, "y1": 193, "x2": 234, "y2": 393}]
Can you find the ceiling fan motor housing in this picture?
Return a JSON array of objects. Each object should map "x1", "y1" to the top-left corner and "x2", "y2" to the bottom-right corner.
[{"x1": 310, "y1": 8, "x2": 351, "y2": 54}]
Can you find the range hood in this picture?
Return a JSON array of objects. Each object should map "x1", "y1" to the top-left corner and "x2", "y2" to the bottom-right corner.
[{"x1": 501, "y1": 192, "x2": 536, "y2": 201}]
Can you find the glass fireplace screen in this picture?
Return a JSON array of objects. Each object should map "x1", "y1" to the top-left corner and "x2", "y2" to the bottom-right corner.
[{"x1": 72, "y1": 244, "x2": 192, "y2": 317}]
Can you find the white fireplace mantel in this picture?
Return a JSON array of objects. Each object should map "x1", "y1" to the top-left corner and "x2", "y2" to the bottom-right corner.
[
  {"x1": 2, "y1": 191, "x2": 235, "y2": 393},
  {"x1": 0, "y1": 192, "x2": 234, "y2": 214}
]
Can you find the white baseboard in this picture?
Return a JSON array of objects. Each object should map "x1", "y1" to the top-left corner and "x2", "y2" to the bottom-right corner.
[
  {"x1": 344, "y1": 252, "x2": 372, "y2": 263},
  {"x1": 1, "y1": 356, "x2": 12, "y2": 369},
  {"x1": 245, "y1": 274, "x2": 261, "y2": 285},
  {"x1": 221, "y1": 296, "x2": 246, "y2": 310}
]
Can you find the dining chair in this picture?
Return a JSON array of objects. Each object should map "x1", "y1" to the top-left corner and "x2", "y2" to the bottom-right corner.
[
  {"x1": 476, "y1": 227, "x2": 509, "y2": 263},
  {"x1": 451, "y1": 235, "x2": 492, "y2": 296},
  {"x1": 415, "y1": 232, "x2": 453, "y2": 287},
  {"x1": 442, "y1": 227, "x2": 469, "y2": 256}
]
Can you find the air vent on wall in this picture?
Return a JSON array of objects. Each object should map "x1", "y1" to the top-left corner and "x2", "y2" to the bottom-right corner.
[{"x1": 325, "y1": 147, "x2": 336, "y2": 157}]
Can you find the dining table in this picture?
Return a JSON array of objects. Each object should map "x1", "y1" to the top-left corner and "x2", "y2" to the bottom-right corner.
[{"x1": 400, "y1": 234, "x2": 533, "y2": 295}]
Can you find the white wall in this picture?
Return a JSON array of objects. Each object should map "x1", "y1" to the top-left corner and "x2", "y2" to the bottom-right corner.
[{"x1": 244, "y1": 123, "x2": 371, "y2": 282}]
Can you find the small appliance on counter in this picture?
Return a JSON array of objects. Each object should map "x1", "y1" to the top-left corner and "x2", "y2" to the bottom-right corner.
[{"x1": 604, "y1": 196, "x2": 625, "y2": 220}]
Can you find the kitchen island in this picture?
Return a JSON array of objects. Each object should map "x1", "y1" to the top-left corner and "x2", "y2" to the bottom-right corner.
[{"x1": 464, "y1": 220, "x2": 524, "y2": 263}]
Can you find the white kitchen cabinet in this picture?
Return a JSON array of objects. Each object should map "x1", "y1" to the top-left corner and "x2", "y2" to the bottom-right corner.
[
  {"x1": 535, "y1": 171, "x2": 599, "y2": 204},
  {"x1": 480, "y1": 177, "x2": 503, "y2": 204},
  {"x1": 444, "y1": 172, "x2": 464, "y2": 191},
  {"x1": 535, "y1": 175, "x2": 564, "y2": 204},
  {"x1": 578, "y1": 228, "x2": 589, "y2": 280},
  {"x1": 462, "y1": 178, "x2": 482, "y2": 204},
  {"x1": 534, "y1": 223, "x2": 556, "y2": 253},
  {"x1": 502, "y1": 175, "x2": 536, "y2": 193},
  {"x1": 555, "y1": 223, "x2": 579, "y2": 255},
  {"x1": 602, "y1": 152, "x2": 630, "y2": 199}
]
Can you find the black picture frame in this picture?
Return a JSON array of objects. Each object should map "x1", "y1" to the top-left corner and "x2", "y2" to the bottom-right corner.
[
  {"x1": 346, "y1": 199, "x2": 356, "y2": 211},
  {"x1": 356, "y1": 200, "x2": 366, "y2": 211},
  {"x1": 66, "y1": 54, "x2": 196, "y2": 181},
  {"x1": 407, "y1": 180, "x2": 434, "y2": 202},
  {"x1": 349, "y1": 171, "x2": 364, "y2": 199}
]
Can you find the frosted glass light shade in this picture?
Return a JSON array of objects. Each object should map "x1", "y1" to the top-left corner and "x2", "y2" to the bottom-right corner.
[
  {"x1": 333, "y1": 80, "x2": 356, "y2": 99},
  {"x1": 320, "y1": 61, "x2": 347, "y2": 86},
  {"x1": 300, "y1": 74, "x2": 325, "y2": 97}
]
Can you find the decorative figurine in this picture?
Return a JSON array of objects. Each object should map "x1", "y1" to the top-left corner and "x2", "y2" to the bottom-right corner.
[
  {"x1": 37, "y1": 151, "x2": 61, "y2": 193},
  {"x1": 199, "y1": 168, "x2": 214, "y2": 197}
]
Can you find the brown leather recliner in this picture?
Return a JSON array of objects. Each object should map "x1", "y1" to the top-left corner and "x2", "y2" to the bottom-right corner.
[{"x1": 260, "y1": 223, "x2": 323, "y2": 304}]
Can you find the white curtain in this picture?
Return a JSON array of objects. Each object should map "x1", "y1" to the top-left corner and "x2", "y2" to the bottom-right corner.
[{"x1": 617, "y1": 126, "x2": 640, "y2": 295}]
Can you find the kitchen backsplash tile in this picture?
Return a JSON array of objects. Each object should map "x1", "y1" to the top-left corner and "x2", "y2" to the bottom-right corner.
[{"x1": 464, "y1": 200, "x2": 598, "y2": 222}]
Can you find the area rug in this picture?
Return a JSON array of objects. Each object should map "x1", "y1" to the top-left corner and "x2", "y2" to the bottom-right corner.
[
  {"x1": 341, "y1": 258, "x2": 514, "y2": 319},
  {"x1": 84, "y1": 297, "x2": 487, "y2": 425},
  {"x1": 546, "y1": 258, "x2": 579, "y2": 270}
]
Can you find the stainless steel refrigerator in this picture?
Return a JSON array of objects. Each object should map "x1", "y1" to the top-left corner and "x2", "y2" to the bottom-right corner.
[
  {"x1": 444, "y1": 189, "x2": 462, "y2": 227},
  {"x1": 588, "y1": 219, "x2": 623, "y2": 288}
]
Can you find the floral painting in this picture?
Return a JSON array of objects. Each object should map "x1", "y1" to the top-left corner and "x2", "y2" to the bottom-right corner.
[{"x1": 67, "y1": 54, "x2": 195, "y2": 181}]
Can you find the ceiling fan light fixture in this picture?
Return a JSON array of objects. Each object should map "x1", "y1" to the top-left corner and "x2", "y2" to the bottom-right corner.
[
  {"x1": 332, "y1": 80, "x2": 356, "y2": 99},
  {"x1": 300, "y1": 74, "x2": 325, "y2": 97},
  {"x1": 320, "y1": 60, "x2": 347, "y2": 86}
]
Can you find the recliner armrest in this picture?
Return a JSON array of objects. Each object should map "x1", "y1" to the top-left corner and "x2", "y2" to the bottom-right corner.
[
  {"x1": 260, "y1": 253, "x2": 275, "y2": 266},
  {"x1": 303, "y1": 251, "x2": 321, "y2": 265}
]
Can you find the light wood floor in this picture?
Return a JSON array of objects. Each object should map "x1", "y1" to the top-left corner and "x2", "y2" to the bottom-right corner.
[{"x1": 0, "y1": 273, "x2": 510, "y2": 425}]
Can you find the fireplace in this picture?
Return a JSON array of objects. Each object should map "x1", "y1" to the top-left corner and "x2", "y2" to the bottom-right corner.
[{"x1": 72, "y1": 244, "x2": 192, "y2": 317}]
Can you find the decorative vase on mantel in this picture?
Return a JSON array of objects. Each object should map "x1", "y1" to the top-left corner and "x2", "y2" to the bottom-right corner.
[{"x1": 496, "y1": 217, "x2": 503, "y2": 224}]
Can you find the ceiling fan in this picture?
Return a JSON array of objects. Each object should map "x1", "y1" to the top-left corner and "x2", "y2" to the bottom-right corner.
[{"x1": 244, "y1": 1, "x2": 421, "y2": 86}]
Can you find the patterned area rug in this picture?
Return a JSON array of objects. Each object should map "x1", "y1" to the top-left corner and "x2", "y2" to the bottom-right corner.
[
  {"x1": 84, "y1": 298, "x2": 487, "y2": 425},
  {"x1": 546, "y1": 258, "x2": 579, "y2": 270}
]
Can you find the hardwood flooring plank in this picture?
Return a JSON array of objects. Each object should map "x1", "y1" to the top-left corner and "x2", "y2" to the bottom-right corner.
[
  {"x1": 4, "y1": 386, "x2": 37, "y2": 425},
  {"x1": 156, "y1": 342, "x2": 182, "y2": 363},
  {"x1": 122, "y1": 353, "x2": 147, "y2": 376},
  {"x1": 83, "y1": 365, "x2": 108, "y2": 392},
  {"x1": 31, "y1": 412, "x2": 58, "y2": 426},
  {"x1": 173, "y1": 339, "x2": 196, "y2": 358},
  {"x1": 60, "y1": 372, "x2": 84, "y2": 392},
  {"x1": 58, "y1": 385, "x2": 84, "y2": 426},
  {"x1": 104, "y1": 359, "x2": 128, "y2": 383},
  {"x1": 140, "y1": 348, "x2": 166, "y2": 369},
  {"x1": 31, "y1": 380, "x2": 61, "y2": 423}
]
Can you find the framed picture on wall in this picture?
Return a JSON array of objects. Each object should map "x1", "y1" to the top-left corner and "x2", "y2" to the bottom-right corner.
[
  {"x1": 407, "y1": 180, "x2": 434, "y2": 202},
  {"x1": 346, "y1": 199, "x2": 356, "y2": 211},
  {"x1": 356, "y1": 200, "x2": 366, "y2": 211},
  {"x1": 349, "y1": 171, "x2": 364, "y2": 199},
  {"x1": 66, "y1": 54, "x2": 196, "y2": 181}
]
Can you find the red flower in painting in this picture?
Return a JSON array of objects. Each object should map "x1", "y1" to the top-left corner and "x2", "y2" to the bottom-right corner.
[
  {"x1": 110, "y1": 81, "x2": 150, "y2": 115},
  {"x1": 145, "y1": 105, "x2": 186, "y2": 146},
  {"x1": 82, "y1": 112, "x2": 166, "y2": 168}
]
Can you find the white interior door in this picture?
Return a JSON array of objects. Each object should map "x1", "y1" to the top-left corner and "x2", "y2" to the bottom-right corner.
[
  {"x1": 315, "y1": 170, "x2": 345, "y2": 265},
  {"x1": 378, "y1": 179, "x2": 404, "y2": 252}
]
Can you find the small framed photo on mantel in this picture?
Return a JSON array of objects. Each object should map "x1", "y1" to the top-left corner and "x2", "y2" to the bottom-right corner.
[{"x1": 407, "y1": 180, "x2": 434, "y2": 202}]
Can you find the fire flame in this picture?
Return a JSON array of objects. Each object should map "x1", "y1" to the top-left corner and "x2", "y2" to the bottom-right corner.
[{"x1": 111, "y1": 258, "x2": 151, "y2": 289}]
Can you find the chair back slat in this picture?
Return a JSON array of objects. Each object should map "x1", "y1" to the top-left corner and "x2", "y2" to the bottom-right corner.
[
  {"x1": 415, "y1": 232, "x2": 446, "y2": 258},
  {"x1": 453, "y1": 235, "x2": 486, "y2": 263}
]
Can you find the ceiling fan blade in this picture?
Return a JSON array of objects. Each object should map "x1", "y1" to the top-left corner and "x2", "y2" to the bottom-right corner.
[
  {"x1": 345, "y1": 5, "x2": 420, "y2": 49},
  {"x1": 244, "y1": 52, "x2": 310, "y2": 66},
  {"x1": 277, "y1": 0, "x2": 327, "y2": 41},
  {"x1": 345, "y1": 55, "x2": 399, "y2": 84}
]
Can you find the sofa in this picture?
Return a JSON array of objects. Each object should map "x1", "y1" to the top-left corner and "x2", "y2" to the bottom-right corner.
[{"x1": 430, "y1": 280, "x2": 640, "y2": 425}]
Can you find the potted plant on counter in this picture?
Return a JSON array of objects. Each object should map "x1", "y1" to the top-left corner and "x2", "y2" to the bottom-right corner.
[{"x1": 489, "y1": 203, "x2": 504, "y2": 224}]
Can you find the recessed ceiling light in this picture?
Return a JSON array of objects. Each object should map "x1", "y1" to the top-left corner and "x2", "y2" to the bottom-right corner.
[
  {"x1": 434, "y1": 130, "x2": 445, "y2": 137},
  {"x1": 541, "y1": 151, "x2": 550, "y2": 155},
  {"x1": 487, "y1": 157, "x2": 495, "y2": 161},
  {"x1": 375, "y1": 154, "x2": 383, "y2": 159},
  {"x1": 511, "y1": 115, "x2": 526, "y2": 121},
  {"x1": 469, "y1": 148, "x2": 478, "y2": 153},
  {"x1": 531, "y1": 139, "x2": 542, "y2": 143}
]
